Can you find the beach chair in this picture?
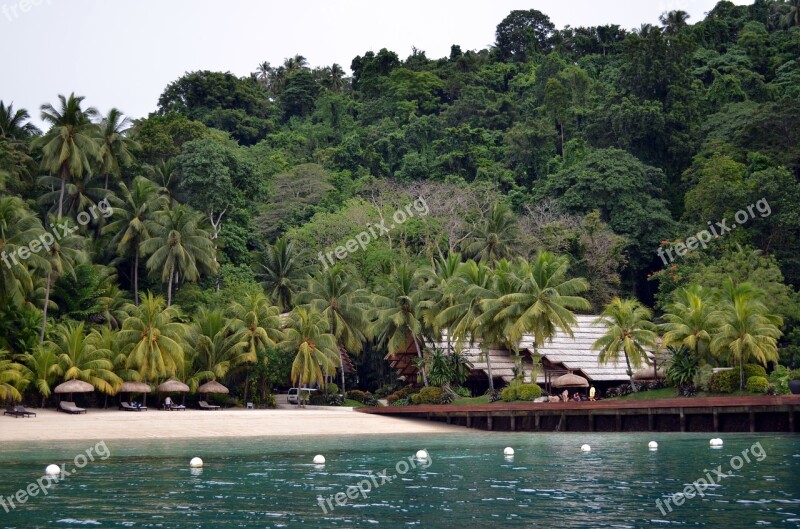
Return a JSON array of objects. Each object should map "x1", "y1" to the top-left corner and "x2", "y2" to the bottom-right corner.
[
  {"x1": 59, "y1": 401, "x2": 87, "y2": 414},
  {"x1": 198, "y1": 400, "x2": 221, "y2": 410},
  {"x1": 4, "y1": 405, "x2": 22, "y2": 418},
  {"x1": 163, "y1": 397, "x2": 186, "y2": 411},
  {"x1": 13, "y1": 405, "x2": 36, "y2": 417},
  {"x1": 119, "y1": 401, "x2": 147, "y2": 411}
]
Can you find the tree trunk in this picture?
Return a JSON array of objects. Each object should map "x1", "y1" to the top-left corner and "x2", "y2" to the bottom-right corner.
[
  {"x1": 57, "y1": 168, "x2": 67, "y2": 219},
  {"x1": 625, "y1": 352, "x2": 638, "y2": 392},
  {"x1": 39, "y1": 273, "x2": 52, "y2": 342},
  {"x1": 242, "y1": 365, "x2": 250, "y2": 405},
  {"x1": 133, "y1": 251, "x2": 139, "y2": 306},
  {"x1": 104, "y1": 173, "x2": 109, "y2": 191},
  {"x1": 740, "y1": 357, "x2": 745, "y2": 392},
  {"x1": 484, "y1": 347, "x2": 495, "y2": 391},
  {"x1": 412, "y1": 334, "x2": 429, "y2": 387},
  {"x1": 167, "y1": 265, "x2": 174, "y2": 306},
  {"x1": 340, "y1": 353, "x2": 347, "y2": 395}
]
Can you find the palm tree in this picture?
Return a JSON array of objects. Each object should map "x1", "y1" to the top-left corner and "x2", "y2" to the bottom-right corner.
[
  {"x1": 464, "y1": 202, "x2": 519, "y2": 264},
  {"x1": 38, "y1": 215, "x2": 87, "y2": 342},
  {"x1": 141, "y1": 205, "x2": 217, "y2": 306},
  {"x1": 22, "y1": 345, "x2": 62, "y2": 407},
  {"x1": 282, "y1": 307, "x2": 341, "y2": 391},
  {"x1": 257, "y1": 237, "x2": 310, "y2": 311},
  {"x1": 421, "y1": 253, "x2": 463, "y2": 343},
  {"x1": 710, "y1": 279, "x2": 782, "y2": 391},
  {"x1": 500, "y1": 252, "x2": 591, "y2": 346},
  {"x1": 47, "y1": 321, "x2": 121, "y2": 395},
  {"x1": 38, "y1": 172, "x2": 107, "y2": 222},
  {"x1": 300, "y1": 266, "x2": 370, "y2": 393},
  {"x1": 36, "y1": 93, "x2": 100, "y2": 219},
  {"x1": 593, "y1": 297, "x2": 658, "y2": 391},
  {"x1": 0, "y1": 196, "x2": 48, "y2": 308},
  {"x1": 0, "y1": 349, "x2": 27, "y2": 401},
  {"x1": 325, "y1": 64, "x2": 346, "y2": 92},
  {"x1": 97, "y1": 108, "x2": 139, "y2": 190},
  {"x1": 118, "y1": 292, "x2": 186, "y2": 384},
  {"x1": 284, "y1": 54, "x2": 308, "y2": 74},
  {"x1": 437, "y1": 259, "x2": 496, "y2": 390},
  {"x1": 371, "y1": 264, "x2": 434, "y2": 386},
  {"x1": 0, "y1": 101, "x2": 40, "y2": 139},
  {"x1": 659, "y1": 10, "x2": 690, "y2": 34},
  {"x1": 145, "y1": 159, "x2": 182, "y2": 206},
  {"x1": 229, "y1": 291, "x2": 283, "y2": 404},
  {"x1": 660, "y1": 285, "x2": 716, "y2": 364},
  {"x1": 187, "y1": 308, "x2": 247, "y2": 390},
  {"x1": 104, "y1": 176, "x2": 165, "y2": 304},
  {"x1": 778, "y1": 0, "x2": 800, "y2": 28}
]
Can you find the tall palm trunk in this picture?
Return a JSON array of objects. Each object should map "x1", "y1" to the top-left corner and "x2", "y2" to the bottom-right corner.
[
  {"x1": 242, "y1": 365, "x2": 250, "y2": 405},
  {"x1": 133, "y1": 252, "x2": 139, "y2": 306},
  {"x1": 484, "y1": 347, "x2": 495, "y2": 391},
  {"x1": 167, "y1": 264, "x2": 174, "y2": 307},
  {"x1": 624, "y1": 352, "x2": 638, "y2": 392},
  {"x1": 39, "y1": 272, "x2": 52, "y2": 342},
  {"x1": 739, "y1": 357, "x2": 745, "y2": 392},
  {"x1": 57, "y1": 166, "x2": 67, "y2": 219},
  {"x1": 340, "y1": 351, "x2": 347, "y2": 395},
  {"x1": 412, "y1": 334, "x2": 429, "y2": 387}
]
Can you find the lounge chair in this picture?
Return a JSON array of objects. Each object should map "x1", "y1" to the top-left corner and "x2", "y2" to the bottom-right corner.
[
  {"x1": 198, "y1": 400, "x2": 221, "y2": 410},
  {"x1": 4, "y1": 405, "x2": 35, "y2": 418},
  {"x1": 58, "y1": 401, "x2": 87, "y2": 414},
  {"x1": 119, "y1": 401, "x2": 147, "y2": 411}
]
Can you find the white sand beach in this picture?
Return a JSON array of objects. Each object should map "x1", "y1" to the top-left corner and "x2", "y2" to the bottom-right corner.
[{"x1": 0, "y1": 407, "x2": 466, "y2": 442}]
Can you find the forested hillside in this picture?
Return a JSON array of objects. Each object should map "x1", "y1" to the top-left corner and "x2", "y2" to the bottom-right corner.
[{"x1": 1, "y1": 0, "x2": 799, "y2": 400}]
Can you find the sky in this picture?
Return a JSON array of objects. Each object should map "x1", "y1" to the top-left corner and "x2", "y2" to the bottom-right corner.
[{"x1": 1, "y1": 0, "x2": 752, "y2": 128}]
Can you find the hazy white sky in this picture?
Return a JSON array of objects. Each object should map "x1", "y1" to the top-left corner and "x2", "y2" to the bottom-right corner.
[{"x1": 1, "y1": 0, "x2": 751, "y2": 127}]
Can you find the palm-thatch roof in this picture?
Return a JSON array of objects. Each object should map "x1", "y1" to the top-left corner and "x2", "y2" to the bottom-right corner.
[
  {"x1": 197, "y1": 380, "x2": 229, "y2": 394},
  {"x1": 632, "y1": 365, "x2": 667, "y2": 380},
  {"x1": 54, "y1": 379, "x2": 95, "y2": 393},
  {"x1": 157, "y1": 379, "x2": 190, "y2": 393},
  {"x1": 552, "y1": 373, "x2": 590, "y2": 388},
  {"x1": 119, "y1": 381, "x2": 152, "y2": 393}
]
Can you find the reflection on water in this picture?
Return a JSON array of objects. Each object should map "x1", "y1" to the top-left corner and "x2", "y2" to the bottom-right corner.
[{"x1": 0, "y1": 432, "x2": 798, "y2": 528}]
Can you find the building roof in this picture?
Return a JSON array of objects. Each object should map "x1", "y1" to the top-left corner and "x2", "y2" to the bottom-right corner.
[{"x1": 392, "y1": 315, "x2": 654, "y2": 385}]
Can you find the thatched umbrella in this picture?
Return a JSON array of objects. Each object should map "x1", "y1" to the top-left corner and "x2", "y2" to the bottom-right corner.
[
  {"x1": 552, "y1": 373, "x2": 590, "y2": 388},
  {"x1": 120, "y1": 381, "x2": 152, "y2": 405},
  {"x1": 157, "y1": 379, "x2": 190, "y2": 393},
  {"x1": 632, "y1": 366, "x2": 666, "y2": 381},
  {"x1": 54, "y1": 379, "x2": 94, "y2": 402},
  {"x1": 197, "y1": 380, "x2": 229, "y2": 395}
]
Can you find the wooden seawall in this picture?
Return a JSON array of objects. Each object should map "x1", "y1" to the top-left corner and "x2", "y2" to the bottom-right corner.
[{"x1": 356, "y1": 396, "x2": 800, "y2": 433}]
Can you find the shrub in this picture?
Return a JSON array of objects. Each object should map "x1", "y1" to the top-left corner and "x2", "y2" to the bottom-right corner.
[
  {"x1": 411, "y1": 386, "x2": 443, "y2": 405},
  {"x1": 487, "y1": 389, "x2": 502, "y2": 403},
  {"x1": 326, "y1": 382, "x2": 339, "y2": 395},
  {"x1": 666, "y1": 345, "x2": 699, "y2": 387},
  {"x1": 693, "y1": 365, "x2": 714, "y2": 392},
  {"x1": 346, "y1": 390, "x2": 378, "y2": 407},
  {"x1": 391, "y1": 397, "x2": 410, "y2": 406},
  {"x1": 439, "y1": 391, "x2": 455, "y2": 404},
  {"x1": 745, "y1": 376, "x2": 769, "y2": 394},
  {"x1": 386, "y1": 385, "x2": 418, "y2": 404},
  {"x1": 743, "y1": 364, "x2": 767, "y2": 379},
  {"x1": 790, "y1": 368, "x2": 800, "y2": 381},
  {"x1": 515, "y1": 384, "x2": 543, "y2": 401},
  {"x1": 709, "y1": 370, "x2": 738, "y2": 393},
  {"x1": 677, "y1": 384, "x2": 697, "y2": 397},
  {"x1": 374, "y1": 384, "x2": 397, "y2": 398},
  {"x1": 501, "y1": 386, "x2": 517, "y2": 402},
  {"x1": 326, "y1": 393, "x2": 345, "y2": 406},
  {"x1": 453, "y1": 386, "x2": 471, "y2": 398}
]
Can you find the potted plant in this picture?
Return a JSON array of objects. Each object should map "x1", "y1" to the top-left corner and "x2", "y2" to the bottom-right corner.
[{"x1": 789, "y1": 369, "x2": 800, "y2": 395}]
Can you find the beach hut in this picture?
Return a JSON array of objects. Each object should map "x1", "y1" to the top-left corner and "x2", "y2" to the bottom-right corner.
[
  {"x1": 197, "y1": 380, "x2": 228, "y2": 410},
  {"x1": 552, "y1": 373, "x2": 590, "y2": 388},
  {"x1": 54, "y1": 379, "x2": 94, "y2": 412},
  {"x1": 119, "y1": 381, "x2": 152, "y2": 406},
  {"x1": 157, "y1": 379, "x2": 190, "y2": 407}
]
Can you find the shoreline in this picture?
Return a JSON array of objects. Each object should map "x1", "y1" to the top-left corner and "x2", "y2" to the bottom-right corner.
[{"x1": 0, "y1": 407, "x2": 467, "y2": 442}]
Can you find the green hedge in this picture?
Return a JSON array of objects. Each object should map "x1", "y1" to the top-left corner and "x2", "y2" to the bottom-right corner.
[
  {"x1": 709, "y1": 370, "x2": 738, "y2": 393},
  {"x1": 516, "y1": 384, "x2": 543, "y2": 401},
  {"x1": 501, "y1": 386, "x2": 517, "y2": 402},
  {"x1": 411, "y1": 386, "x2": 443, "y2": 405},
  {"x1": 745, "y1": 376, "x2": 769, "y2": 394}
]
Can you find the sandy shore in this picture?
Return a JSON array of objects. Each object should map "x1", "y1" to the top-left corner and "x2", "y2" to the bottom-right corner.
[{"x1": 0, "y1": 407, "x2": 466, "y2": 442}]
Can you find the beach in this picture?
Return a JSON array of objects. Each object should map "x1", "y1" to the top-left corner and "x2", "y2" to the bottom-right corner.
[{"x1": 0, "y1": 407, "x2": 466, "y2": 442}]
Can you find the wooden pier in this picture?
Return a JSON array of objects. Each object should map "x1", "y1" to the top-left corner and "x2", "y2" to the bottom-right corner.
[{"x1": 356, "y1": 395, "x2": 800, "y2": 433}]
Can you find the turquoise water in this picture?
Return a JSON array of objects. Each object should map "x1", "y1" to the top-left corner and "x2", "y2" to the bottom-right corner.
[{"x1": 0, "y1": 433, "x2": 798, "y2": 528}]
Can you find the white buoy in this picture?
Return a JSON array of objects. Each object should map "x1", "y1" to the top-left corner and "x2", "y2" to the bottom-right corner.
[
  {"x1": 503, "y1": 447, "x2": 515, "y2": 456},
  {"x1": 45, "y1": 464, "x2": 60, "y2": 475},
  {"x1": 648, "y1": 441, "x2": 658, "y2": 450},
  {"x1": 415, "y1": 449, "x2": 429, "y2": 460},
  {"x1": 710, "y1": 438, "x2": 723, "y2": 447},
  {"x1": 313, "y1": 454, "x2": 326, "y2": 464},
  {"x1": 189, "y1": 457, "x2": 203, "y2": 468},
  {"x1": 581, "y1": 444, "x2": 591, "y2": 452}
]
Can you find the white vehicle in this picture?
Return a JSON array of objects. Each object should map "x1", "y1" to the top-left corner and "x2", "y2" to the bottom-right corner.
[{"x1": 287, "y1": 388, "x2": 300, "y2": 405}]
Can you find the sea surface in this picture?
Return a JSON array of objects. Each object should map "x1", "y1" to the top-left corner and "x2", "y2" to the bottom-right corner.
[{"x1": 0, "y1": 432, "x2": 798, "y2": 528}]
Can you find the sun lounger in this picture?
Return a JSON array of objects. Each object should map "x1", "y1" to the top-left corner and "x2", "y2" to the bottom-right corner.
[
  {"x1": 198, "y1": 400, "x2": 221, "y2": 410},
  {"x1": 58, "y1": 401, "x2": 87, "y2": 414},
  {"x1": 162, "y1": 397, "x2": 186, "y2": 411},
  {"x1": 119, "y1": 401, "x2": 147, "y2": 411},
  {"x1": 4, "y1": 405, "x2": 35, "y2": 418}
]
